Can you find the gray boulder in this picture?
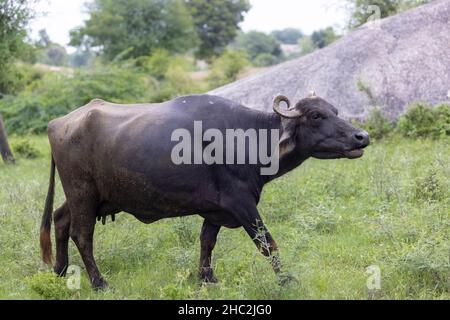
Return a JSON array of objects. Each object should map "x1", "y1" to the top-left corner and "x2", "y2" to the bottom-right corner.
[{"x1": 210, "y1": 0, "x2": 450, "y2": 120}]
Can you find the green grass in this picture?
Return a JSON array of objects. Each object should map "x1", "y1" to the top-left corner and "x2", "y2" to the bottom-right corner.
[{"x1": 1, "y1": 135, "x2": 449, "y2": 300}]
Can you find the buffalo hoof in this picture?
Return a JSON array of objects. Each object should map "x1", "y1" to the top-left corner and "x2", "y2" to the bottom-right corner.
[
  {"x1": 200, "y1": 269, "x2": 219, "y2": 284},
  {"x1": 202, "y1": 275, "x2": 219, "y2": 284},
  {"x1": 278, "y1": 272, "x2": 298, "y2": 286},
  {"x1": 53, "y1": 265, "x2": 68, "y2": 277},
  {"x1": 92, "y1": 277, "x2": 109, "y2": 291}
]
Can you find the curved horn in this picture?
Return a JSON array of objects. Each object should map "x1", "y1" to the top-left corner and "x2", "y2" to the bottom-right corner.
[{"x1": 273, "y1": 95, "x2": 302, "y2": 119}]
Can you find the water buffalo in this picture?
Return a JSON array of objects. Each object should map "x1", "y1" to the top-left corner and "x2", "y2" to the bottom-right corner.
[{"x1": 40, "y1": 93, "x2": 370, "y2": 289}]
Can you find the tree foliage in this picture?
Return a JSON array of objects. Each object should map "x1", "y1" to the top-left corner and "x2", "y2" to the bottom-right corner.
[
  {"x1": 1, "y1": 66, "x2": 155, "y2": 134},
  {"x1": 0, "y1": 0, "x2": 35, "y2": 94},
  {"x1": 397, "y1": 103, "x2": 450, "y2": 139},
  {"x1": 234, "y1": 31, "x2": 282, "y2": 62},
  {"x1": 202, "y1": 50, "x2": 248, "y2": 89},
  {"x1": 186, "y1": 0, "x2": 250, "y2": 59},
  {"x1": 311, "y1": 27, "x2": 339, "y2": 49},
  {"x1": 69, "y1": 0, "x2": 198, "y2": 61},
  {"x1": 35, "y1": 30, "x2": 68, "y2": 66},
  {"x1": 271, "y1": 28, "x2": 304, "y2": 45}
]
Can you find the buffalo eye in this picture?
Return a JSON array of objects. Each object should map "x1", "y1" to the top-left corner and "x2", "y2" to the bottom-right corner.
[{"x1": 312, "y1": 113, "x2": 321, "y2": 120}]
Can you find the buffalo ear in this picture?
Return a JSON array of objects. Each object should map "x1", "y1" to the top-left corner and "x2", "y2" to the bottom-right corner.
[{"x1": 278, "y1": 120, "x2": 296, "y2": 157}]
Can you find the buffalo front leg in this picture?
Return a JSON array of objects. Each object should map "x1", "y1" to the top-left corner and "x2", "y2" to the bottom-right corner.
[
  {"x1": 243, "y1": 221, "x2": 281, "y2": 275},
  {"x1": 53, "y1": 202, "x2": 70, "y2": 276},
  {"x1": 229, "y1": 203, "x2": 293, "y2": 285},
  {"x1": 243, "y1": 221, "x2": 295, "y2": 285},
  {"x1": 199, "y1": 220, "x2": 221, "y2": 283}
]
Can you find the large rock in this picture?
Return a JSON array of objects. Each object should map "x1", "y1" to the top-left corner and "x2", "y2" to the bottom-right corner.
[{"x1": 210, "y1": 0, "x2": 450, "y2": 120}]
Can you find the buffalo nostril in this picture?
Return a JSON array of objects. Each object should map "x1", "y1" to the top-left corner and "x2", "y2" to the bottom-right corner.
[{"x1": 353, "y1": 130, "x2": 370, "y2": 146}]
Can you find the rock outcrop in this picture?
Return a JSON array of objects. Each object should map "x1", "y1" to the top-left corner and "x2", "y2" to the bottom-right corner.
[{"x1": 210, "y1": 0, "x2": 450, "y2": 120}]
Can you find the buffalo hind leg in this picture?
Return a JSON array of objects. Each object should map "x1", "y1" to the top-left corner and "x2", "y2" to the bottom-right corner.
[
  {"x1": 53, "y1": 202, "x2": 70, "y2": 276},
  {"x1": 199, "y1": 220, "x2": 221, "y2": 283},
  {"x1": 69, "y1": 198, "x2": 107, "y2": 290}
]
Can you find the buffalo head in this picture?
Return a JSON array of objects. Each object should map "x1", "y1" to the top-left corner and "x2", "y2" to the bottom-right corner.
[{"x1": 273, "y1": 93, "x2": 370, "y2": 160}]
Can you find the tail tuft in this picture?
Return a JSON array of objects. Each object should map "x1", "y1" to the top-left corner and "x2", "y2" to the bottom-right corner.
[
  {"x1": 40, "y1": 226, "x2": 53, "y2": 265},
  {"x1": 40, "y1": 156, "x2": 55, "y2": 265}
]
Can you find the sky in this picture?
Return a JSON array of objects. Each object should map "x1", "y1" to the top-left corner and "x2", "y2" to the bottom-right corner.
[{"x1": 30, "y1": 0, "x2": 349, "y2": 50}]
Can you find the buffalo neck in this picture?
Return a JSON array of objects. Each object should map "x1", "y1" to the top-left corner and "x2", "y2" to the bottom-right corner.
[{"x1": 261, "y1": 113, "x2": 309, "y2": 185}]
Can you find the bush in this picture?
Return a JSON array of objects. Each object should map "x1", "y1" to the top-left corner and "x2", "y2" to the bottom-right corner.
[
  {"x1": 233, "y1": 31, "x2": 282, "y2": 62},
  {"x1": 207, "y1": 50, "x2": 249, "y2": 88},
  {"x1": 414, "y1": 168, "x2": 443, "y2": 202},
  {"x1": 398, "y1": 239, "x2": 450, "y2": 293},
  {"x1": 397, "y1": 103, "x2": 446, "y2": 139},
  {"x1": 162, "y1": 60, "x2": 197, "y2": 96},
  {"x1": 0, "y1": 63, "x2": 47, "y2": 96},
  {"x1": 359, "y1": 107, "x2": 393, "y2": 140},
  {"x1": 25, "y1": 272, "x2": 73, "y2": 300},
  {"x1": 433, "y1": 103, "x2": 450, "y2": 138},
  {"x1": 354, "y1": 103, "x2": 450, "y2": 141},
  {"x1": 135, "y1": 49, "x2": 173, "y2": 80},
  {"x1": 11, "y1": 138, "x2": 40, "y2": 159},
  {"x1": 142, "y1": 51, "x2": 201, "y2": 102},
  {"x1": 254, "y1": 53, "x2": 279, "y2": 67},
  {"x1": 1, "y1": 65, "x2": 156, "y2": 134}
]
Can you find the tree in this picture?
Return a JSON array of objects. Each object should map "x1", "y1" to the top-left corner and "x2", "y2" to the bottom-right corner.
[
  {"x1": 234, "y1": 31, "x2": 282, "y2": 63},
  {"x1": 69, "y1": 0, "x2": 198, "y2": 61},
  {"x1": 0, "y1": 115, "x2": 14, "y2": 164},
  {"x1": 299, "y1": 36, "x2": 316, "y2": 55},
  {"x1": 347, "y1": 0, "x2": 430, "y2": 29},
  {"x1": 44, "y1": 45, "x2": 68, "y2": 66},
  {"x1": 0, "y1": 0, "x2": 36, "y2": 94},
  {"x1": 186, "y1": 0, "x2": 251, "y2": 59},
  {"x1": 69, "y1": 49, "x2": 95, "y2": 68},
  {"x1": 311, "y1": 27, "x2": 339, "y2": 49},
  {"x1": 271, "y1": 28, "x2": 304, "y2": 45},
  {"x1": 36, "y1": 30, "x2": 68, "y2": 66},
  {"x1": 36, "y1": 29, "x2": 51, "y2": 48},
  {"x1": 207, "y1": 50, "x2": 249, "y2": 88}
]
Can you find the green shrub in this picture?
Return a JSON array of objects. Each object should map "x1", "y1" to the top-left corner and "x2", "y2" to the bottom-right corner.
[
  {"x1": 358, "y1": 107, "x2": 393, "y2": 140},
  {"x1": 11, "y1": 138, "x2": 40, "y2": 159},
  {"x1": 414, "y1": 168, "x2": 443, "y2": 202},
  {"x1": 148, "y1": 56, "x2": 201, "y2": 102},
  {"x1": 25, "y1": 272, "x2": 73, "y2": 300},
  {"x1": 164, "y1": 57, "x2": 198, "y2": 95},
  {"x1": 398, "y1": 239, "x2": 450, "y2": 293},
  {"x1": 207, "y1": 50, "x2": 249, "y2": 88},
  {"x1": 397, "y1": 103, "x2": 438, "y2": 138},
  {"x1": 171, "y1": 217, "x2": 197, "y2": 248},
  {"x1": 135, "y1": 49, "x2": 172, "y2": 80},
  {"x1": 253, "y1": 53, "x2": 279, "y2": 67},
  {"x1": 0, "y1": 63, "x2": 48, "y2": 96},
  {"x1": 159, "y1": 269, "x2": 194, "y2": 299},
  {"x1": 1, "y1": 66, "x2": 155, "y2": 134},
  {"x1": 434, "y1": 103, "x2": 450, "y2": 138}
]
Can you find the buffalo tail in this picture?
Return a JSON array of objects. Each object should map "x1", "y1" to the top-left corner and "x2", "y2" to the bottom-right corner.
[{"x1": 40, "y1": 155, "x2": 55, "y2": 265}]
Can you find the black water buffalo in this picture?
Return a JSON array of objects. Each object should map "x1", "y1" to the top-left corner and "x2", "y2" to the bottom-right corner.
[{"x1": 40, "y1": 93, "x2": 370, "y2": 289}]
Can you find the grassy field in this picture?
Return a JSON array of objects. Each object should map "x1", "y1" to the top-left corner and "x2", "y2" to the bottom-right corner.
[{"x1": 0, "y1": 135, "x2": 449, "y2": 300}]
